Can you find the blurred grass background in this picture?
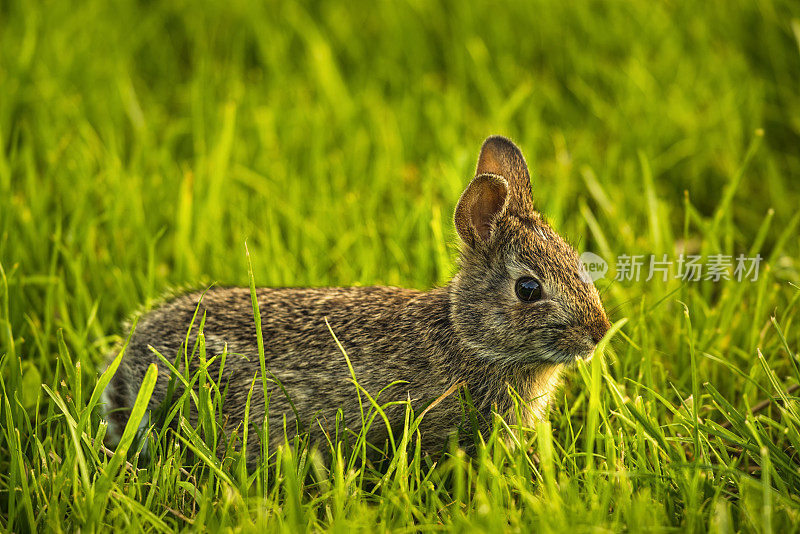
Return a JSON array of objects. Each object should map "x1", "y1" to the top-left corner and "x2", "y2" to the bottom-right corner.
[{"x1": 1, "y1": 0, "x2": 800, "y2": 531}]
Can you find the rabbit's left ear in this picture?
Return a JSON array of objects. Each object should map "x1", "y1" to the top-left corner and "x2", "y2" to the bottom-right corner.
[
  {"x1": 475, "y1": 136, "x2": 534, "y2": 216},
  {"x1": 454, "y1": 173, "x2": 509, "y2": 248}
]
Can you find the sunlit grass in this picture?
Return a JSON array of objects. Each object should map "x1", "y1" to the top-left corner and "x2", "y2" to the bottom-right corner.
[{"x1": 1, "y1": 0, "x2": 800, "y2": 531}]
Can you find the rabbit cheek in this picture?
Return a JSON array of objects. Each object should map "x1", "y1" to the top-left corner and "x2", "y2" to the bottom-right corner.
[{"x1": 540, "y1": 324, "x2": 596, "y2": 363}]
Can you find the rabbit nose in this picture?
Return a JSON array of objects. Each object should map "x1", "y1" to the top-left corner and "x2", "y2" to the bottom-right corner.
[{"x1": 590, "y1": 316, "x2": 612, "y2": 344}]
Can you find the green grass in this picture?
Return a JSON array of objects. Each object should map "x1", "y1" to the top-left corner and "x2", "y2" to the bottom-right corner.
[{"x1": 2, "y1": 0, "x2": 800, "y2": 530}]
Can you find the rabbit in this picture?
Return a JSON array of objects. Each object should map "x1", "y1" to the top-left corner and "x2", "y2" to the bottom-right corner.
[{"x1": 102, "y1": 135, "x2": 612, "y2": 463}]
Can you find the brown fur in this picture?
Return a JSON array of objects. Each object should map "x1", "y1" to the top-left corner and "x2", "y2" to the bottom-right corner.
[{"x1": 102, "y1": 136, "x2": 611, "y2": 463}]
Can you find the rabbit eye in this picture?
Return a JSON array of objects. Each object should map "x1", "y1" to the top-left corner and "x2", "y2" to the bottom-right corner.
[{"x1": 515, "y1": 277, "x2": 542, "y2": 302}]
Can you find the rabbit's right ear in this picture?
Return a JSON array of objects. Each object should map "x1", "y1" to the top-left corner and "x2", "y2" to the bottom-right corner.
[{"x1": 454, "y1": 173, "x2": 509, "y2": 248}]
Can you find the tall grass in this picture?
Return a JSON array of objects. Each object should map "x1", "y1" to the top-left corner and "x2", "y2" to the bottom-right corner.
[{"x1": 1, "y1": 0, "x2": 800, "y2": 530}]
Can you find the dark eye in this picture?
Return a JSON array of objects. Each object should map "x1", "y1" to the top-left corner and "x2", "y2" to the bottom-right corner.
[{"x1": 515, "y1": 277, "x2": 543, "y2": 302}]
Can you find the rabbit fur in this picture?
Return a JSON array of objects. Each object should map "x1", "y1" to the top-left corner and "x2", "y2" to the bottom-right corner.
[{"x1": 102, "y1": 135, "x2": 611, "y2": 463}]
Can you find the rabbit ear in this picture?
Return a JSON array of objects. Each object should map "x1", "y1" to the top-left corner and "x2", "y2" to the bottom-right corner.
[
  {"x1": 475, "y1": 136, "x2": 534, "y2": 215},
  {"x1": 454, "y1": 173, "x2": 509, "y2": 248}
]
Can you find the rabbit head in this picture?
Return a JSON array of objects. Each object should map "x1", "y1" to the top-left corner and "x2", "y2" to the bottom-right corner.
[{"x1": 451, "y1": 136, "x2": 611, "y2": 365}]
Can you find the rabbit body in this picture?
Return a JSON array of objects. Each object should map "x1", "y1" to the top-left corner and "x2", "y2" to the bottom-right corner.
[
  {"x1": 104, "y1": 136, "x2": 611, "y2": 462},
  {"x1": 105, "y1": 285, "x2": 560, "y2": 457}
]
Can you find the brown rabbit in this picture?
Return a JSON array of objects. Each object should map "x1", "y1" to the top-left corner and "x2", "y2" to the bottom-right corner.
[{"x1": 103, "y1": 136, "x2": 611, "y2": 462}]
